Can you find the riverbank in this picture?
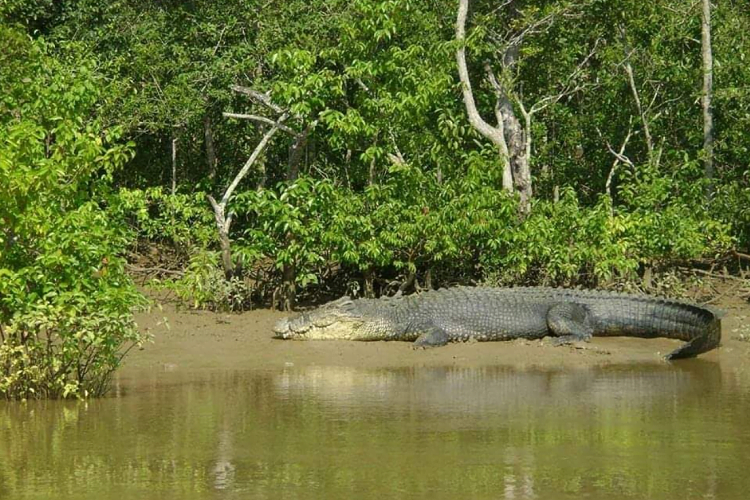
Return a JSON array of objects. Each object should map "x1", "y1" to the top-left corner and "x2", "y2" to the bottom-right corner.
[{"x1": 122, "y1": 292, "x2": 750, "y2": 375}]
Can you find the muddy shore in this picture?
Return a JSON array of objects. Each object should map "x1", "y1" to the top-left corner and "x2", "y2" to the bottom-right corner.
[{"x1": 121, "y1": 292, "x2": 750, "y2": 375}]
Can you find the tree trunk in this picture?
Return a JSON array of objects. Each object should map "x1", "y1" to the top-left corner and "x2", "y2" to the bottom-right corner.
[
  {"x1": 171, "y1": 136, "x2": 178, "y2": 195},
  {"x1": 209, "y1": 114, "x2": 289, "y2": 281},
  {"x1": 510, "y1": 108, "x2": 532, "y2": 215},
  {"x1": 207, "y1": 195, "x2": 235, "y2": 279},
  {"x1": 363, "y1": 268, "x2": 375, "y2": 298},
  {"x1": 204, "y1": 114, "x2": 217, "y2": 181},
  {"x1": 455, "y1": 0, "x2": 512, "y2": 193},
  {"x1": 288, "y1": 123, "x2": 312, "y2": 181},
  {"x1": 425, "y1": 267, "x2": 434, "y2": 290},
  {"x1": 497, "y1": 38, "x2": 532, "y2": 215},
  {"x1": 501, "y1": 97, "x2": 530, "y2": 211},
  {"x1": 281, "y1": 261, "x2": 296, "y2": 311},
  {"x1": 701, "y1": 0, "x2": 715, "y2": 197}
]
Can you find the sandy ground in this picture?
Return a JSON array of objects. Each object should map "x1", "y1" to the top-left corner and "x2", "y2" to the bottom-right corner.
[{"x1": 120, "y1": 291, "x2": 750, "y2": 375}]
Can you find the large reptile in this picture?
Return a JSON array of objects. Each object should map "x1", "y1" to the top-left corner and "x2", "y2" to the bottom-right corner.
[{"x1": 273, "y1": 287, "x2": 723, "y2": 359}]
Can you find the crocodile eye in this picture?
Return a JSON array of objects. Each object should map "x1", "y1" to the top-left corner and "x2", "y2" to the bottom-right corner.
[
  {"x1": 290, "y1": 314, "x2": 312, "y2": 334},
  {"x1": 313, "y1": 317, "x2": 334, "y2": 328}
]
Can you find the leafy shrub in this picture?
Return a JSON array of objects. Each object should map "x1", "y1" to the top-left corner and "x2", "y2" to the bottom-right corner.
[
  {"x1": 164, "y1": 249, "x2": 253, "y2": 311},
  {"x1": 155, "y1": 160, "x2": 731, "y2": 309},
  {"x1": 0, "y1": 27, "x2": 147, "y2": 399},
  {"x1": 111, "y1": 187, "x2": 216, "y2": 254}
]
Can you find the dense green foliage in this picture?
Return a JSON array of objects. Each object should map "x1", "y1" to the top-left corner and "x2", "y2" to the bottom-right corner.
[
  {"x1": 0, "y1": 27, "x2": 146, "y2": 399},
  {"x1": 1, "y1": 0, "x2": 748, "y2": 396}
]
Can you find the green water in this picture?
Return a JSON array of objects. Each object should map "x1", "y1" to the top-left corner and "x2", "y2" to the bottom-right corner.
[{"x1": 2, "y1": 362, "x2": 749, "y2": 499}]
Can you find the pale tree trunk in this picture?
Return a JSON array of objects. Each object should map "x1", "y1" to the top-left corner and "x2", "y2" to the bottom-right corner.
[
  {"x1": 456, "y1": 0, "x2": 512, "y2": 193},
  {"x1": 171, "y1": 135, "x2": 178, "y2": 195},
  {"x1": 207, "y1": 196, "x2": 235, "y2": 279},
  {"x1": 204, "y1": 114, "x2": 218, "y2": 181},
  {"x1": 496, "y1": 39, "x2": 533, "y2": 215},
  {"x1": 209, "y1": 113, "x2": 289, "y2": 279},
  {"x1": 701, "y1": 0, "x2": 715, "y2": 197},
  {"x1": 514, "y1": 107, "x2": 533, "y2": 215}
]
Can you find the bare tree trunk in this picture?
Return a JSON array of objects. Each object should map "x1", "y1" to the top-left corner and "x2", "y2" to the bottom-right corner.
[
  {"x1": 204, "y1": 114, "x2": 217, "y2": 181},
  {"x1": 171, "y1": 136, "x2": 178, "y2": 195},
  {"x1": 281, "y1": 261, "x2": 296, "y2": 311},
  {"x1": 701, "y1": 0, "x2": 715, "y2": 197},
  {"x1": 513, "y1": 108, "x2": 533, "y2": 215},
  {"x1": 363, "y1": 268, "x2": 375, "y2": 298},
  {"x1": 288, "y1": 123, "x2": 313, "y2": 181},
  {"x1": 603, "y1": 122, "x2": 634, "y2": 215},
  {"x1": 494, "y1": 38, "x2": 532, "y2": 214},
  {"x1": 207, "y1": 195, "x2": 235, "y2": 279},
  {"x1": 208, "y1": 114, "x2": 289, "y2": 278},
  {"x1": 425, "y1": 267, "x2": 434, "y2": 290},
  {"x1": 456, "y1": 0, "x2": 512, "y2": 192}
]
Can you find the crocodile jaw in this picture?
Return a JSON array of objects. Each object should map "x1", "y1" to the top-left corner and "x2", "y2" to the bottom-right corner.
[{"x1": 273, "y1": 309, "x2": 366, "y2": 341}]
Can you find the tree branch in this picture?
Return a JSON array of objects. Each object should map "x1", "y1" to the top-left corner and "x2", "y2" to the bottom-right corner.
[
  {"x1": 230, "y1": 85, "x2": 286, "y2": 114},
  {"x1": 456, "y1": 0, "x2": 506, "y2": 146},
  {"x1": 600, "y1": 118, "x2": 635, "y2": 207},
  {"x1": 221, "y1": 112, "x2": 289, "y2": 208},
  {"x1": 619, "y1": 26, "x2": 654, "y2": 158},
  {"x1": 222, "y1": 112, "x2": 297, "y2": 135}
]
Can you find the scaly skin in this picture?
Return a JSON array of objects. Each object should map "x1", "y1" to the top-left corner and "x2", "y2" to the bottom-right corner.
[{"x1": 273, "y1": 287, "x2": 723, "y2": 360}]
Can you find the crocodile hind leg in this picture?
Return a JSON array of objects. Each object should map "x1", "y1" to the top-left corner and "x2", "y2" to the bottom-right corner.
[
  {"x1": 413, "y1": 326, "x2": 450, "y2": 348},
  {"x1": 547, "y1": 303, "x2": 594, "y2": 345}
]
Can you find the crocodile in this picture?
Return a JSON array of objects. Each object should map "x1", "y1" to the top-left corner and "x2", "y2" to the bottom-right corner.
[{"x1": 273, "y1": 287, "x2": 723, "y2": 360}]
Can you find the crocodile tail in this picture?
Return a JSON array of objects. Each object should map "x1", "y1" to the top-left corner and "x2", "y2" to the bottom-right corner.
[{"x1": 665, "y1": 316, "x2": 722, "y2": 360}]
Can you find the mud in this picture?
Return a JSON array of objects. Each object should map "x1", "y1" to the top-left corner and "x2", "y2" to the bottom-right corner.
[{"x1": 123, "y1": 292, "x2": 750, "y2": 375}]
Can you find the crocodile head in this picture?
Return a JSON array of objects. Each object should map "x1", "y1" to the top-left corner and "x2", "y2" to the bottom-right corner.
[{"x1": 273, "y1": 296, "x2": 367, "y2": 340}]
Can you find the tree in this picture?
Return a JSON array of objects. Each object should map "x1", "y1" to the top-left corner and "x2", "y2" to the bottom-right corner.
[
  {"x1": 0, "y1": 27, "x2": 146, "y2": 399},
  {"x1": 701, "y1": 0, "x2": 714, "y2": 196}
]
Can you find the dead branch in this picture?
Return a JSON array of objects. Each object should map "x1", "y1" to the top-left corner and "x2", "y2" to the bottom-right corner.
[
  {"x1": 619, "y1": 25, "x2": 654, "y2": 158},
  {"x1": 221, "y1": 113, "x2": 289, "y2": 208},
  {"x1": 701, "y1": 0, "x2": 715, "y2": 194},
  {"x1": 209, "y1": 112, "x2": 289, "y2": 277},
  {"x1": 678, "y1": 267, "x2": 748, "y2": 282},
  {"x1": 230, "y1": 85, "x2": 286, "y2": 115},
  {"x1": 601, "y1": 119, "x2": 634, "y2": 207},
  {"x1": 222, "y1": 112, "x2": 297, "y2": 135},
  {"x1": 527, "y1": 38, "x2": 601, "y2": 116}
]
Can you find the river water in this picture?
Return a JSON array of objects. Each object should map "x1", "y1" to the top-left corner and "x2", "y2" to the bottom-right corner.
[{"x1": 2, "y1": 362, "x2": 749, "y2": 499}]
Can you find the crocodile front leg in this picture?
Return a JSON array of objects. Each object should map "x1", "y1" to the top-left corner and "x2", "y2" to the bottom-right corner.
[
  {"x1": 413, "y1": 325, "x2": 450, "y2": 348},
  {"x1": 547, "y1": 302, "x2": 594, "y2": 345}
]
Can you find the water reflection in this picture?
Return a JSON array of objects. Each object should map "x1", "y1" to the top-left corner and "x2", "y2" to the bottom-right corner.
[{"x1": 0, "y1": 362, "x2": 748, "y2": 500}]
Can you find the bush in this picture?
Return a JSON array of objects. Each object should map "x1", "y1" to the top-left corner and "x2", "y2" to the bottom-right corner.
[
  {"x1": 111, "y1": 187, "x2": 216, "y2": 254},
  {"x1": 148, "y1": 162, "x2": 732, "y2": 309},
  {"x1": 0, "y1": 27, "x2": 147, "y2": 399}
]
